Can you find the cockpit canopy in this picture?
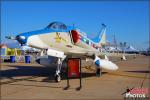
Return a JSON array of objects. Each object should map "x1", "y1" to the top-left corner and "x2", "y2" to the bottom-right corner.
[{"x1": 46, "y1": 22, "x2": 67, "y2": 30}]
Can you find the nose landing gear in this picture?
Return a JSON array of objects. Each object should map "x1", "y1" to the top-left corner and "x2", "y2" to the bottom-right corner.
[{"x1": 96, "y1": 68, "x2": 102, "y2": 77}]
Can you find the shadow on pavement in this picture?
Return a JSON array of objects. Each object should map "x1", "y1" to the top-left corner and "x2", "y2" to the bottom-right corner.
[
  {"x1": 0, "y1": 65, "x2": 108, "y2": 82},
  {"x1": 125, "y1": 70, "x2": 150, "y2": 73}
]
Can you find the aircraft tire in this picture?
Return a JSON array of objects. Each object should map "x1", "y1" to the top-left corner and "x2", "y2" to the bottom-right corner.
[{"x1": 55, "y1": 74, "x2": 61, "y2": 82}]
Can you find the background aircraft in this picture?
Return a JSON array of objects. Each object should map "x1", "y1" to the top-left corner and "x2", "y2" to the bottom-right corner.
[{"x1": 6, "y1": 22, "x2": 118, "y2": 82}]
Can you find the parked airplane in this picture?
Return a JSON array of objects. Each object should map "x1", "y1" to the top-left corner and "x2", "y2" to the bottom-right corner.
[{"x1": 6, "y1": 22, "x2": 118, "y2": 82}]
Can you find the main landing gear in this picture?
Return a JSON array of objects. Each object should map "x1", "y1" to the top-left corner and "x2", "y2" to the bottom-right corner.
[
  {"x1": 55, "y1": 74, "x2": 61, "y2": 82},
  {"x1": 96, "y1": 68, "x2": 102, "y2": 77},
  {"x1": 55, "y1": 58, "x2": 62, "y2": 82}
]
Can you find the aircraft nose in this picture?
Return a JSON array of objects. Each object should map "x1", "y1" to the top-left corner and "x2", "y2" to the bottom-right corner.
[{"x1": 16, "y1": 35, "x2": 26, "y2": 45}]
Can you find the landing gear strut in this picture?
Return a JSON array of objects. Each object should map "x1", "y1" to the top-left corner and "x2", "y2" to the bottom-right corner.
[
  {"x1": 55, "y1": 58, "x2": 62, "y2": 82},
  {"x1": 96, "y1": 68, "x2": 102, "y2": 77}
]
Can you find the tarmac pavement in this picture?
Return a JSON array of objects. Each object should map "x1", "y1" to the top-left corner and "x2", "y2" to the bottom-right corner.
[{"x1": 0, "y1": 55, "x2": 149, "y2": 100}]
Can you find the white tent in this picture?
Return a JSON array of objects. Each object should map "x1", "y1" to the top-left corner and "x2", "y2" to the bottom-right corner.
[
  {"x1": 147, "y1": 47, "x2": 150, "y2": 52},
  {"x1": 108, "y1": 46, "x2": 121, "y2": 52},
  {"x1": 125, "y1": 45, "x2": 139, "y2": 52}
]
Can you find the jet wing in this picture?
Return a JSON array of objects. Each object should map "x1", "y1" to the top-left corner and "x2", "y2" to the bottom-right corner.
[{"x1": 64, "y1": 45, "x2": 105, "y2": 59}]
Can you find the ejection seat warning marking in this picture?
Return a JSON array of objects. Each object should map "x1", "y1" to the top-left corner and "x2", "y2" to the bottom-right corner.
[{"x1": 54, "y1": 32, "x2": 67, "y2": 43}]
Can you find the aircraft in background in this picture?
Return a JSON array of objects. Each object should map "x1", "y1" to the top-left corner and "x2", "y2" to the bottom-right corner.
[{"x1": 6, "y1": 22, "x2": 118, "y2": 82}]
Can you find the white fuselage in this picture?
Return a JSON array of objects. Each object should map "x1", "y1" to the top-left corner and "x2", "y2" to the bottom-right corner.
[{"x1": 27, "y1": 32, "x2": 100, "y2": 55}]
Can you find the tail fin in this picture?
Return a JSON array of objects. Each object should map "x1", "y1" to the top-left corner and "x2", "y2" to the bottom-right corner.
[
  {"x1": 99, "y1": 24, "x2": 106, "y2": 45},
  {"x1": 92, "y1": 24, "x2": 106, "y2": 44}
]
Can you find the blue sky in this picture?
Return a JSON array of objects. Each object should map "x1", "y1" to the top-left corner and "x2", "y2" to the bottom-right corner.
[{"x1": 1, "y1": 1, "x2": 149, "y2": 50}]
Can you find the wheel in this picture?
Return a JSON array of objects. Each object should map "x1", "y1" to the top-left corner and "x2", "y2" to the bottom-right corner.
[{"x1": 55, "y1": 74, "x2": 61, "y2": 82}]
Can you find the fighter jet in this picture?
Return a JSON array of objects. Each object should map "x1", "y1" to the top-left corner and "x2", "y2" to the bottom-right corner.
[{"x1": 6, "y1": 22, "x2": 118, "y2": 82}]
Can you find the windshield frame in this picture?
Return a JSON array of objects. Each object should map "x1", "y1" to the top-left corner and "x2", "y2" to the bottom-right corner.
[{"x1": 46, "y1": 22, "x2": 67, "y2": 30}]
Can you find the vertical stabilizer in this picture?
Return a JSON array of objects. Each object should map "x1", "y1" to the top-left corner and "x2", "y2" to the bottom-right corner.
[
  {"x1": 99, "y1": 27, "x2": 106, "y2": 45},
  {"x1": 91, "y1": 24, "x2": 106, "y2": 44}
]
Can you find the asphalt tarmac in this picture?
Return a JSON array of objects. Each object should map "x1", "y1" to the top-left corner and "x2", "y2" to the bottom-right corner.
[{"x1": 0, "y1": 55, "x2": 149, "y2": 100}]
